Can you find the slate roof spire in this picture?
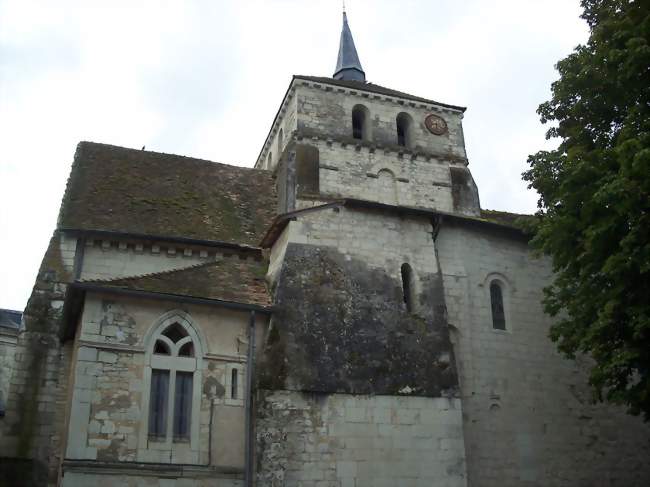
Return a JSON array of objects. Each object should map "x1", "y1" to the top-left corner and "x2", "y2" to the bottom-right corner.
[{"x1": 333, "y1": 9, "x2": 365, "y2": 82}]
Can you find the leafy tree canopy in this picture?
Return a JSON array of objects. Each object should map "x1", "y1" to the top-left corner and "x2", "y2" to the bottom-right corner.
[{"x1": 523, "y1": 0, "x2": 650, "y2": 419}]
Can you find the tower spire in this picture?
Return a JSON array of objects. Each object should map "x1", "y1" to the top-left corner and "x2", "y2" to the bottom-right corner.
[{"x1": 333, "y1": 9, "x2": 365, "y2": 82}]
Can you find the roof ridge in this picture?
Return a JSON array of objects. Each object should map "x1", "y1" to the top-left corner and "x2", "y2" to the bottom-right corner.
[
  {"x1": 78, "y1": 260, "x2": 223, "y2": 285},
  {"x1": 76, "y1": 141, "x2": 270, "y2": 174}
]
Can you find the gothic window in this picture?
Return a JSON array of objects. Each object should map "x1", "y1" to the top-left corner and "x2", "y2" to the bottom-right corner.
[
  {"x1": 352, "y1": 104, "x2": 370, "y2": 141},
  {"x1": 490, "y1": 281, "x2": 506, "y2": 330},
  {"x1": 147, "y1": 320, "x2": 199, "y2": 442},
  {"x1": 401, "y1": 263, "x2": 415, "y2": 312},
  {"x1": 396, "y1": 112, "x2": 414, "y2": 148}
]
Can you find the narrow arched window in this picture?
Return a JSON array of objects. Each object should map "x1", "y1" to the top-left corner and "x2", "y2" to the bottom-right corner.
[
  {"x1": 147, "y1": 320, "x2": 200, "y2": 442},
  {"x1": 231, "y1": 369, "x2": 238, "y2": 399},
  {"x1": 396, "y1": 112, "x2": 413, "y2": 148},
  {"x1": 401, "y1": 263, "x2": 415, "y2": 312},
  {"x1": 352, "y1": 104, "x2": 370, "y2": 141},
  {"x1": 266, "y1": 151, "x2": 272, "y2": 169},
  {"x1": 490, "y1": 281, "x2": 506, "y2": 330},
  {"x1": 277, "y1": 128, "x2": 284, "y2": 155}
]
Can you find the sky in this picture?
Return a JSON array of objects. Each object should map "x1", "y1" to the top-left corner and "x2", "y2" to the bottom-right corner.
[{"x1": 0, "y1": 0, "x2": 589, "y2": 311}]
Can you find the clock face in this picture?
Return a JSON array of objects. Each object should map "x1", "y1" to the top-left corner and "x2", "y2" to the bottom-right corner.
[{"x1": 425, "y1": 114, "x2": 447, "y2": 135}]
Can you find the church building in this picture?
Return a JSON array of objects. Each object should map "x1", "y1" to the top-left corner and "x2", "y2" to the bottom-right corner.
[{"x1": 1, "y1": 11, "x2": 649, "y2": 487}]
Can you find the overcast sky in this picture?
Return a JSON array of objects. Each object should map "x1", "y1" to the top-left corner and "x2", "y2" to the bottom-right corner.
[{"x1": 0, "y1": 0, "x2": 588, "y2": 311}]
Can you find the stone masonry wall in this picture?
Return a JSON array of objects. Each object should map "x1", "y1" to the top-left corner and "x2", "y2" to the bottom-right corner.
[
  {"x1": 257, "y1": 204, "x2": 467, "y2": 485},
  {"x1": 0, "y1": 232, "x2": 76, "y2": 487},
  {"x1": 293, "y1": 82, "x2": 467, "y2": 161},
  {"x1": 436, "y1": 223, "x2": 650, "y2": 487},
  {"x1": 0, "y1": 328, "x2": 18, "y2": 415},
  {"x1": 294, "y1": 138, "x2": 479, "y2": 215},
  {"x1": 256, "y1": 390, "x2": 467, "y2": 487},
  {"x1": 61, "y1": 472, "x2": 242, "y2": 487}
]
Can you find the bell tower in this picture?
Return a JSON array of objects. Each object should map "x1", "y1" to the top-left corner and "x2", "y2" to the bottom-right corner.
[{"x1": 255, "y1": 10, "x2": 480, "y2": 218}]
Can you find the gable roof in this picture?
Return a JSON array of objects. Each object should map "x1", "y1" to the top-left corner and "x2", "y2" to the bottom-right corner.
[
  {"x1": 79, "y1": 258, "x2": 271, "y2": 308},
  {"x1": 295, "y1": 75, "x2": 466, "y2": 112},
  {"x1": 58, "y1": 142, "x2": 277, "y2": 246}
]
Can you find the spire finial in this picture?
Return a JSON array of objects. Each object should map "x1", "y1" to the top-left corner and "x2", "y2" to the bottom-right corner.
[{"x1": 333, "y1": 7, "x2": 365, "y2": 82}]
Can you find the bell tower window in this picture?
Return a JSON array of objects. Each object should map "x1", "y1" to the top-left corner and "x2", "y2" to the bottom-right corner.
[
  {"x1": 352, "y1": 104, "x2": 370, "y2": 141},
  {"x1": 396, "y1": 112, "x2": 414, "y2": 148}
]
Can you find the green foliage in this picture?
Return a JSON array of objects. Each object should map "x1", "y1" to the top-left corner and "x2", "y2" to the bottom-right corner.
[{"x1": 523, "y1": 0, "x2": 650, "y2": 419}]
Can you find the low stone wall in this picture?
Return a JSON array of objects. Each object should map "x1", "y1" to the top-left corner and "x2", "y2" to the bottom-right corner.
[
  {"x1": 61, "y1": 471, "x2": 242, "y2": 487},
  {"x1": 256, "y1": 390, "x2": 467, "y2": 487}
]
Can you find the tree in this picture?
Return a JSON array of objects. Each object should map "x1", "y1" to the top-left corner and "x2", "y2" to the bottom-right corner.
[{"x1": 523, "y1": 0, "x2": 650, "y2": 419}]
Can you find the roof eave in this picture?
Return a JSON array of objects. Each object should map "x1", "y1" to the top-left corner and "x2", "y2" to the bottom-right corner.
[{"x1": 71, "y1": 282, "x2": 274, "y2": 315}]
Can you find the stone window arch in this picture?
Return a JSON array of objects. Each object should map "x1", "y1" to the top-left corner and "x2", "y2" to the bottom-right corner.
[
  {"x1": 396, "y1": 112, "x2": 414, "y2": 148},
  {"x1": 266, "y1": 151, "x2": 273, "y2": 169},
  {"x1": 352, "y1": 104, "x2": 371, "y2": 141},
  {"x1": 481, "y1": 273, "x2": 513, "y2": 332},
  {"x1": 140, "y1": 311, "x2": 204, "y2": 457},
  {"x1": 490, "y1": 280, "x2": 506, "y2": 330}
]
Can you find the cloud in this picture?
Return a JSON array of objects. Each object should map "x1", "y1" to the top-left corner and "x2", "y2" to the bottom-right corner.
[{"x1": 0, "y1": 0, "x2": 588, "y2": 310}]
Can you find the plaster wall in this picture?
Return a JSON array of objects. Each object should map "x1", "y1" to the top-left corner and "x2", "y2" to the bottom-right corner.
[
  {"x1": 63, "y1": 293, "x2": 265, "y2": 483},
  {"x1": 436, "y1": 223, "x2": 650, "y2": 487},
  {"x1": 79, "y1": 239, "x2": 255, "y2": 282},
  {"x1": 256, "y1": 391, "x2": 467, "y2": 487}
]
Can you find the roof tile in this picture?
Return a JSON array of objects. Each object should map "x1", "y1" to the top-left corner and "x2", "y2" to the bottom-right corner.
[
  {"x1": 83, "y1": 258, "x2": 270, "y2": 307},
  {"x1": 58, "y1": 142, "x2": 277, "y2": 246}
]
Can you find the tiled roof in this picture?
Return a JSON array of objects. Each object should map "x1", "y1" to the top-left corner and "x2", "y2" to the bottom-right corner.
[
  {"x1": 0, "y1": 309, "x2": 22, "y2": 330},
  {"x1": 480, "y1": 209, "x2": 536, "y2": 229},
  {"x1": 295, "y1": 75, "x2": 466, "y2": 112},
  {"x1": 81, "y1": 258, "x2": 271, "y2": 308},
  {"x1": 58, "y1": 142, "x2": 277, "y2": 246}
]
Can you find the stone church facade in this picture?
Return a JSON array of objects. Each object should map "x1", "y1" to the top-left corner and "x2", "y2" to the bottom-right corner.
[{"x1": 1, "y1": 12, "x2": 649, "y2": 487}]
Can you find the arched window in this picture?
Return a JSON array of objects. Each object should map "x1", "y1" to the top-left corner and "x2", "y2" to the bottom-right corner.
[
  {"x1": 277, "y1": 128, "x2": 284, "y2": 155},
  {"x1": 231, "y1": 369, "x2": 238, "y2": 399},
  {"x1": 490, "y1": 281, "x2": 506, "y2": 330},
  {"x1": 143, "y1": 312, "x2": 203, "y2": 450},
  {"x1": 396, "y1": 112, "x2": 414, "y2": 148},
  {"x1": 266, "y1": 151, "x2": 272, "y2": 169},
  {"x1": 352, "y1": 104, "x2": 370, "y2": 141},
  {"x1": 401, "y1": 263, "x2": 415, "y2": 312}
]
